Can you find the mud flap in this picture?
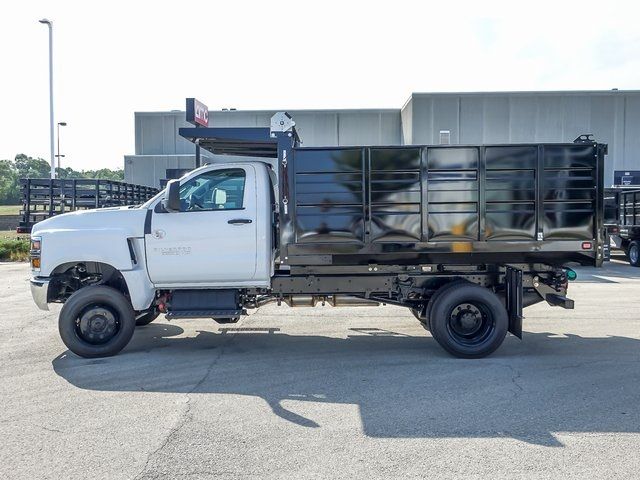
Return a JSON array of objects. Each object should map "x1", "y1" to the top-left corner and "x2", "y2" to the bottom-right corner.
[{"x1": 505, "y1": 266, "x2": 523, "y2": 339}]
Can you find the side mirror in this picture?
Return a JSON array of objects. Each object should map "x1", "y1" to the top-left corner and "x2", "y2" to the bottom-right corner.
[
  {"x1": 163, "y1": 180, "x2": 181, "y2": 212},
  {"x1": 213, "y1": 188, "x2": 227, "y2": 205}
]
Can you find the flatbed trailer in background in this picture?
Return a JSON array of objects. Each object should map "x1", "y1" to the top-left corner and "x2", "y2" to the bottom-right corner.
[
  {"x1": 604, "y1": 187, "x2": 623, "y2": 260},
  {"x1": 18, "y1": 178, "x2": 158, "y2": 233},
  {"x1": 615, "y1": 188, "x2": 640, "y2": 265}
]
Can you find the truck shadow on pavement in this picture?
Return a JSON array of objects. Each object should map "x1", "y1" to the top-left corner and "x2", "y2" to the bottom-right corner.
[{"x1": 52, "y1": 323, "x2": 640, "y2": 447}]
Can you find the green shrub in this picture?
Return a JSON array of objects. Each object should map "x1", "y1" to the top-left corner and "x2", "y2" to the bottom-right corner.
[{"x1": 0, "y1": 237, "x2": 30, "y2": 261}]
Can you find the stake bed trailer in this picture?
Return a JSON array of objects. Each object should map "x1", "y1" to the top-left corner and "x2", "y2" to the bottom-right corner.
[
  {"x1": 18, "y1": 178, "x2": 159, "y2": 233},
  {"x1": 29, "y1": 113, "x2": 606, "y2": 359},
  {"x1": 610, "y1": 188, "x2": 640, "y2": 265}
]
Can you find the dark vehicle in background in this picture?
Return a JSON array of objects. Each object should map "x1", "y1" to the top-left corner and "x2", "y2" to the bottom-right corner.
[{"x1": 615, "y1": 189, "x2": 640, "y2": 266}]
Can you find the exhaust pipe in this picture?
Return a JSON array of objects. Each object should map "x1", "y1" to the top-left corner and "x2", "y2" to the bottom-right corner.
[{"x1": 281, "y1": 295, "x2": 379, "y2": 307}]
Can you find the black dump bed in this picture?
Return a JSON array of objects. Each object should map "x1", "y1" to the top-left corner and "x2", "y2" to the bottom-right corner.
[{"x1": 281, "y1": 142, "x2": 605, "y2": 267}]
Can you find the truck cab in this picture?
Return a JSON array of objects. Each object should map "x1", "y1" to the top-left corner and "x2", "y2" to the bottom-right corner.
[{"x1": 144, "y1": 163, "x2": 274, "y2": 287}]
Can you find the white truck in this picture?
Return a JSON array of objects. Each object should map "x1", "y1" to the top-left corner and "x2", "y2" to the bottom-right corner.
[{"x1": 29, "y1": 113, "x2": 605, "y2": 359}]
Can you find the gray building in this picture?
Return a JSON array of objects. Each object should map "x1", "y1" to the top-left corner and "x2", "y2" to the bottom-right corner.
[{"x1": 125, "y1": 90, "x2": 640, "y2": 188}]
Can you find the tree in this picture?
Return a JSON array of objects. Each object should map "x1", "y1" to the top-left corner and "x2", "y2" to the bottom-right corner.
[
  {"x1": 0, "y1": 160, "x2": 19, "y2": 204},
  {"x1": 56, "y1": 167, "x2": 86, "y2": 179},
  {"x1": 83, "y1": 168, "x2": 125, "y2": 181},
  {"x1": 0, "y1": 154, "x2": 126, "y2": 204},
  {"x1": 56, "y1": 166, "x2": 124, "y2": 181},
  {"x1": 13, "y1": 154, "x2": 51, "y2": 179}
]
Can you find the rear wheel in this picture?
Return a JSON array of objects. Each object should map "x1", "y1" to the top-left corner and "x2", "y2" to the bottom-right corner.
[
  {"x1": 429, "y1": 283, "x2": 508, "y2": 358},
  {"x1": 59, "y1": 286, "x2": 136, "y2": 358},
  {"x1": 629, "y1": 241, "x2": 640, "y2": 266},
  {"x1": 425, "y1": 280, "x2": 470, "y2": 331}
]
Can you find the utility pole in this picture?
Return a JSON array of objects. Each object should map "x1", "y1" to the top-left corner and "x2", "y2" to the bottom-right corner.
[{"x1": 39, "y1": 18, "x2": 55, "y2": 179}]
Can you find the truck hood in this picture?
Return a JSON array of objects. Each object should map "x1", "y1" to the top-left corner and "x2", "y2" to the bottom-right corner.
[{"x1": 31, "y1": 206, "x2": 149, "y2": 238}]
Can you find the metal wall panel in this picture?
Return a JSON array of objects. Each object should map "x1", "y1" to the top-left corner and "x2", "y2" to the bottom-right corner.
[
  {"x1": 291, "y1": 112, "x2": 338, "y2": 146},
  {"x1": 624, "y1": 96, "x2": 640, "y2": 171},
  {"x1": 124, "y1": 154, "x2": 195, "y2": 187},
  {"x1": 508, "y1": 96, "x2": 537, "y2": 143},
  {"x1": 432, "y1": 97, "x2": 460, "y2": 144},
  {"x1": 338, "y1": 111, "x2": 402, "y2": 146},
  {"x1": 459, "y1": 96, "x2": 484, "y2": 144},
  {"x1": 535, "y1": 96, "x2": 564, "y2": 142},
  {"x1": 484, "y1": 96, "x2": 512, "y2": 143},
  {"x1": 562, "y1": 95, "x2": 592, "y2": 140},
  {"x1": 135, "y1": 109, "x2": 400, "y2": 153},
  {"x1": 400, "y1": 98, "x2": 413, "y2": 145},
  {"x1": 139, "y1": 116, "x2": 164, "y2": 155},
  {"x1": 409, "y1": 96, "x2": 434, "y2": 144}
]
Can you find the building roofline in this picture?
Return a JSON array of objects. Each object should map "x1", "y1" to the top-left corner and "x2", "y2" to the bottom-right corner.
[
  {"x1": 135, "y1": 108, "x2": 402, "y2": 116},
  {"x1": 134, "y1": 108, "x2": 402, "y2": 115}
]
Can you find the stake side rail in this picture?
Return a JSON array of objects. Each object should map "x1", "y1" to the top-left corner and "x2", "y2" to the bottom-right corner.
[{"x1": 18, "y1": 178, "x2": 159, "y2": 233}]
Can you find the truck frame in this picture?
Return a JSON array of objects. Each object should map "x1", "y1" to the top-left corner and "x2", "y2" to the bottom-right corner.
[{"x1": 29, "y1": 112, "x2": 606, "y2": 359}]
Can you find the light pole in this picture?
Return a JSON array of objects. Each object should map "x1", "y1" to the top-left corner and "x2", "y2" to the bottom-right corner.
[
  {"x1": 39, "y1": 18, "x2": 55, "y2": 179},
  {"x1": 56, "y1": 121, "x2": 67, "y2": 172}
]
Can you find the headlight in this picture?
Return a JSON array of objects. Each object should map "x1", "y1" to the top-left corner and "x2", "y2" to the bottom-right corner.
[{"x1": 30, "y1": 236, "x2": 42, "y2": 272}]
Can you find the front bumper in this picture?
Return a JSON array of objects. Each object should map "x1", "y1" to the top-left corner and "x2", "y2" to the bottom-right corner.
[{"x1": 30, "y1": 278, "x2": 50, "y2": 311}]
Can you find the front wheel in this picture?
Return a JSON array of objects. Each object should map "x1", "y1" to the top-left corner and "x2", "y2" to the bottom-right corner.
[
  {"x1": 59, "y1": 286, "x2": 136, "y2": 358},
  {"x1": 429, "y1": 283, "x2": 508, "y2": 358}
]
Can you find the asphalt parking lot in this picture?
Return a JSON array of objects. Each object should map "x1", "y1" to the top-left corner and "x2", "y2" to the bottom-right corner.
[{"x1": 1, "y1": 260, "x2": 639, "y2": 479}]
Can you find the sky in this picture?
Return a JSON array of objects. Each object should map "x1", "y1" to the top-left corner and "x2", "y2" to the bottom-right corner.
[{"x1": 1, "y1": 0, "x2": 639, "y2": 170}]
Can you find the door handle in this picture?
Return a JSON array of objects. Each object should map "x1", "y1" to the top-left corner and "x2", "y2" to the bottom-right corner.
[{"x1": 228, "y1": 218, "x2": 253, "y2": 225}]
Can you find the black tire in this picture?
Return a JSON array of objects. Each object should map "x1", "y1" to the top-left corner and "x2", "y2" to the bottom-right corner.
[
  {"x1": 629, "y1": 241, "x2": 640, "y2": 267},
  {"x1": 135, "y1": 311, "x2": 160, "y2": 326},
  {"x1": 429, "y1": 283, "x2": 508, "y2": 359},
  {"x1": 411, "y1": 281, "x2": 470, "y2": 331},
  {"x1": 59, "y1": 285, "x2": 136, "y2": 358}
]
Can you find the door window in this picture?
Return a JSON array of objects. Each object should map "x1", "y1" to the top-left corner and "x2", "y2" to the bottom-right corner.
[{"x1": 178, "y1": 169, "x2": 246, "y2": 212}]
